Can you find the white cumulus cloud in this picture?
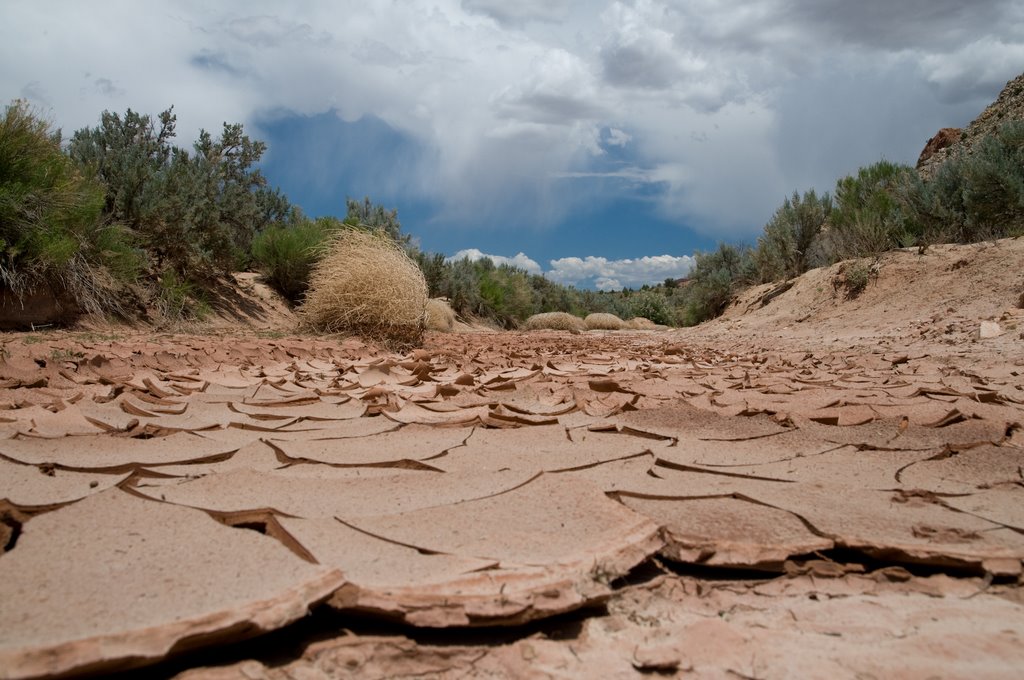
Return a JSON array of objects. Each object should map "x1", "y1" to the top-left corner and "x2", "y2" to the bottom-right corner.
[
  {"x1": 448, "y1": 248, "x2": 544, "y2": 275},
  {"x1": 546, "y1": 254, "x2": 695, "y2": 290}
]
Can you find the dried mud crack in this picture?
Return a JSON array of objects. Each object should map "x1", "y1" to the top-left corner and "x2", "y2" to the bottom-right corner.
[{"x1": 1, "y1": 317, "x2": 1023, "y2": 678}]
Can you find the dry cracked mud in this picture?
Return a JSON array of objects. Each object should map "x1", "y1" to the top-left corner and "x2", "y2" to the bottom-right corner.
[{"x1": 1, "y1": 240, "x2": 1023, "y2": 679}]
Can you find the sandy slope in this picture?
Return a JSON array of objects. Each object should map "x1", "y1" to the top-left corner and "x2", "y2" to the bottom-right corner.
[{"x1": 686, "y1": 237, "x2": 1024, "y2": 354}]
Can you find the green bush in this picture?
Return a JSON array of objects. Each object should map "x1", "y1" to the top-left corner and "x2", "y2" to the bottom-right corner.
[
  {"x1": 69, "y1": 107, "x2": 289, "y2": 276},
  {"x1": 627, "y1": 290, "x2": 675, "y2": 326},
  {"x1": 755, "y1": 189, "x2": 832, "y2": 281},
  {"x1": 0, "y1": 100, "x2": 140, "y2": 316},
  {"x1": 899, "y1": 121, "x2": 1024, "y2": 244},
  {"x1": 250, "y1": 215, "x2": 341, "y2": 303},
  {"x1": 679, "y1": 244, "x2": 752, "y2": 325},
  {"x1": 960, "y1": 121, "x2": 1024, "y2": 239},
  {"x1": 840, "y1": 260, "x2": 873, "y2": 298},
  {"x1": 156, "y1": 269, "x2": 207, "y2": 321},
  {"x1": 828, "y1": 160, "x2": 917, "y2": 259}
]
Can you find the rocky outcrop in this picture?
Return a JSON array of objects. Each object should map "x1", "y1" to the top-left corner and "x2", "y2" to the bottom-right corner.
[
  {"x1": 916, "y1": 127, "x2": 962, "y2": 167},
  {"x1": 917, "y1": 71, "x2": 1024, "y2": 179}
]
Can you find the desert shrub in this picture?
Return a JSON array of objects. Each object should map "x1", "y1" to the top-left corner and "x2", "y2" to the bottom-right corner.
[
  {"x1": 474, "y1": 261, "x2": 533, "y2": 327},
  {"x1": 250, "y1": 215, "x2": 340, "y2": 303},
  {"x1": 522, "y1": 311, "x2": 586, "y2": 332},
  {"x1": 156, "y1": 269, "x2": 207, "y2": 321},
  {"x1": 424, "y1": 255, "x2": 538, "y2": 327},
  {"x1": 69, "y1": 107, "x2": 288, "y2": 275},
  {"x1": 837, "y1": 259, "x2": 874, "y2": 299},
  {"x1": 0, "y1": 100, "x2": 141, "y2": 316},
  {"x1": 678, "y1": 244, "x2": 752, "y2": 325},
  {"x1": 755, "y1": 189, "x2": 832, "y2": 280},
  {"x1": 529, "y1": 274, "x2": 581, "y2": 315},
  {"x1": 626, "y1": 290, "x2": 675, "y2": 326},
  {"x1": 300, "y1": 228, "x2": 428, "y2": 346},
  {"x1": 344, "y1": 197, "x2": 407, "y2": 244},
  {"x1": 959, "y1": 121, "x2": 1024, "y2": 239},
  {"x1": 899, "y1": 121, "x2": 1024, "y2": 245},
  {"x1": 425, "y1": 297, "x2": 456, "y2": 331},
  {"x1": 585, "y1": 312, "x2": 626, "y2": 330},
  {"x1": 626, "y1": 317, "x2": 658, "y2": 330},
  {"x1": 827, "y1": 160, "x2": 917, "y2": 259}
]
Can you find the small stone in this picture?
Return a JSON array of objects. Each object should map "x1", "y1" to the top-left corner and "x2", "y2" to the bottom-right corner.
[
  {"x1": 633, "y1": 644, "x2": 684, "y2": 672},
  {"x1": 979, "y1": 321, "x2": 1003, "y2": 339}
]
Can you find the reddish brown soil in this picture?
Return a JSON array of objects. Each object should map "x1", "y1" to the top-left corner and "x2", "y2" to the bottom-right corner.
[{"x1": 1, "y1": 239, "x2": 1022, "y2": 679}]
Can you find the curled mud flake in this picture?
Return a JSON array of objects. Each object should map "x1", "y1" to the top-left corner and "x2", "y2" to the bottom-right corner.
[
  {"x1": 0, "y1": 431, "x2": 239, "y2": 470},
  {"x1": 0, "y1": 458, "x2": 130, "y2": 506},
  {"x1": 0, "y1": 489, "x2": 342, "y2": 680}
]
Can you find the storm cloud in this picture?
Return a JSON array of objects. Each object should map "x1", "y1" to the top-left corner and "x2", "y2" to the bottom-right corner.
[{"x1": 1, "y1": 0, "x2": 1020, "y2": 250}]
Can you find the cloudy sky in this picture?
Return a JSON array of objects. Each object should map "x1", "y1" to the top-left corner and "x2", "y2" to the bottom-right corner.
[{"x1": 3, "y1": 1, "x2": 1022, "y2": 289}]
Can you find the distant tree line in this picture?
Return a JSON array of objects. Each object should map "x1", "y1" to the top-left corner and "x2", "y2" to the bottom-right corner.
[{"x1": 3, "y1": 98, "x2": 1021, "y2": 327}]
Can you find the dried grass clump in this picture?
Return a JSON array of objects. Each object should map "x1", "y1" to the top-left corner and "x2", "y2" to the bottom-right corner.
[
  {"x1": 522, "y1": 312, "x2": 586, "y2": 332},
  {"x1": 585, "y1": 312, "x2": 626, "y2": 330},
  {"x1": 300, "y1": 228, "x2": 427, "y2": 346},
  {"x1": 626, "y1": 317, "x2": 658, "y2": 330},
  {"x1": 425, "y1": 298, "x2": 456, "y2": 332}
]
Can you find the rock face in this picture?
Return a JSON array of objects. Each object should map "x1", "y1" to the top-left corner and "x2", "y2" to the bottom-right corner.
[
  {"x1": 917, "y1": 71, "x2": 1024, "y2": 179},
  {"x1": 916, "y1": 127, "x2": 962, "y2": 167}
]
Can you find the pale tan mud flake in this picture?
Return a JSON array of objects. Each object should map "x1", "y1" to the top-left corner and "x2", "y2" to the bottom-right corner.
[
  {"x1": 75, "y1": 399, "x2": 141, "y2": 432},
  {"x1": 345, "y1": 474, "x2": 661, "y2": 570},
  {"x1": 382, "y1": 402, "x2": 489, "y2": 426},
  {"x1": 130, "y1": 467, "x2": 537, "y2": 518},
  {"x1": 896, "y1": 443, "x2": 1024, "y2": 494},
  {"x1": 431, "y1": 424, "x2": 662, "y2": 474},
  {"x1": 0, "y1": 489, "x2": 343, "y2": 680},
  {"x1": 619, "y1": 495, "x2": 833, "y2": 568},
  {"x1": 256, "y1": 417, "x2": 401, "y2": 440},
  {"x1": 701, "y1": 445, "x2": 935, "y2": 489},
  {"x1": 744, "y1": 482, "x2": 1024, "y2": 571},
  {"x1": 228, "y1": 397, "x2": 366, "y2": 421},
  {"x1": 0, "y1": 457, "x2": 130, "y2": 507},
  {"x1": 614, "y1": 403, "x2": 791, "y2": 442},
  {"x1": 4, "y1": 403, "x2": 103, "y2": 438},
  {"x1": 137, "y1": 441, "x2": 285, "y2": 477},
  {"x1": 0, "y1": 431, "x2": 238, "y2": 470},
  {"x1": 792, "y1": 414, "x2": 1011, "y2": 451},
  {"x1": 943, "y1": 487, "x2": 1024, "y2": 531},
  {"x1": 268, "y1": 423, "x2": 470, "y2": 465},
  {"x1": 487, "y1": 383, "x2": 577, "y2": 416},
  {"x1": 244, "y1": 382, "x2": 320, "y2": 405},
  {"x1": 656, "y1": 428, "x2": 846, "y2": 468},
  {"x1": 274, "y1": 517, "x2": 600, "y2": 627}
]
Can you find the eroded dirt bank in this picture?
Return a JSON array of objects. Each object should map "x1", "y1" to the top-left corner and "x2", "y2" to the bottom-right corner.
[{"x1": 0, "y1": 320, "x2": 1022, "y2": 679}]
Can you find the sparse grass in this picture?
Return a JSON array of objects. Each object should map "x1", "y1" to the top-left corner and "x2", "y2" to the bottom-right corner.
[
  {"x1": 838, "y1": 259, "x2": 875, "y2": 299},
  {"x1": 585, "y1": 312, "x2": 626, "y2": 330},
  {"x1": 49, "y1": 348, "x2": 83, "y2": 362},
  {"x1": 522, "y1": 311, "x2": 586, "y2": 332},
  {"x1": 300, "y1": 228, "x2": 428, "y2": 347},
  {"x1": 73, "y1": 331, "x2": 125, "y2": 343},
  {"x1": 157, "y1": 270, "x2": 208, "y2": 321}
]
